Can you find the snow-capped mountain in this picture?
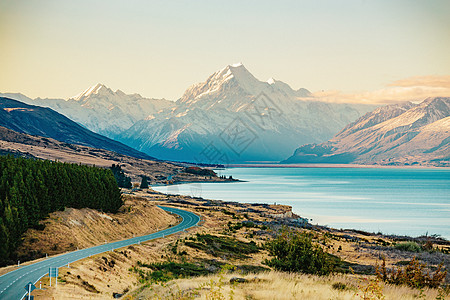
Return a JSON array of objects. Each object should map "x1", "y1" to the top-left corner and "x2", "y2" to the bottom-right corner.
[
  {"x1": 284, "y1": 97, "x2": 450, "y2": 166},
  {"x1": 118, "y1": 64, "x2": 374, "y2": 163},
  {"x1": 0, "y1": 85, "x2": 174, "y2": 138},
  {"x1": 176, "y1": 63, "x2": 311, "y2": 111}
]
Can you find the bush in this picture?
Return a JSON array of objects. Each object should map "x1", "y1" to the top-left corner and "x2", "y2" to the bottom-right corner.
[
  {"x1": 332, "y1": 282, "x2": 348, "y2": 291},
  {"x1": 185, "y1": 234, "x2": 259, "y2": 259},
  {"x1": 376, "y1": 256, "x2": 447, "y2": 289},
  {"x1": 134, "y1": 261, "x2": 209, "y2": 283},
  {"x1": 394, "y1": 242, "x2": 422, "y2": 253},
  {"x1": 264, "y1": 228, "x2": 334, "y2": 275}
]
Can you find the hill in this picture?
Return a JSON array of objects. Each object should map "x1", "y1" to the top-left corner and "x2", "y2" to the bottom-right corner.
[{"x1": 0, "y1": 126, "x2": 230, "y2": 184}]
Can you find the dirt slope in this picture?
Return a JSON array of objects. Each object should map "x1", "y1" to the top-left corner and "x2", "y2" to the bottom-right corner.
[{"x1": 16, "y1": 196, "x2": 178, "y2": 261}]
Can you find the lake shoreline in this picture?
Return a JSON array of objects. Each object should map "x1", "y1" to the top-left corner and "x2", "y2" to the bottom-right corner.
[
  {"x1": 153, "y1": 167, "x2": 450, "y2": 239},
  {"x1": 227, "y1": 163, "x2": 450, "y2": 169},
  {"x1": 147, "y1": 187, "x2": 449, "y2": 243}
]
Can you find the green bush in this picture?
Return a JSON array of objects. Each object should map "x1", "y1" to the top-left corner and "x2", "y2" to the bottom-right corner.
[
  {"x1": 134, "y1": 261, "x2": 209, "y2": 283},
  {"x1": 227, "y1": 221, "x2": 257, "y2": 232},
  {"x1": 185, "y1": 233, "x2": 259, "y2": 259},
  {"x1": 394, "y1": 242, "x2": 422, "y2": 253},
  {"x1": 264, "y1": 228, "x2": 334, "y2": 275}
]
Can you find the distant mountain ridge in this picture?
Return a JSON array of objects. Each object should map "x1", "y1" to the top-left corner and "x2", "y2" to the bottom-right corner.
[
  {"x1": 1, "y1": 85, "x2": 174, "y2": 138},
  {"x1": 117, "y1": 64, "x2": 374, "y2": 163},
  {"x1": 284, "y1": 97, "x2": 450, "y2": 166},
  {"x1": 0, "y1": 97, "x2": 153, "y2": 160}
]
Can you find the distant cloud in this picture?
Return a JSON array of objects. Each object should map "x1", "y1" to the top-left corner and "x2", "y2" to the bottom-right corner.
[
  {"x1": 389, "y1": 75, "x2": 450, "y2": 88},
  {"x1": 304, "y1": 75, "x2": 450, "y2": 105}
]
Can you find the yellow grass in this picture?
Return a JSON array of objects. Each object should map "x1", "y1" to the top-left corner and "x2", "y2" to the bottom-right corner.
[{"x1": 135, "y1": 271, "x2": 444, "y2": 300}]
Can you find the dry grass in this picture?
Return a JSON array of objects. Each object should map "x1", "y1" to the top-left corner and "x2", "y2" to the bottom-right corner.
[{"x1": 136, "y1": 271, "x2": 444, "y2": 300}]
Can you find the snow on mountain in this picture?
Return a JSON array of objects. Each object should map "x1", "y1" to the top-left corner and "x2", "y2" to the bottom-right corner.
[
  {"x1": 336, "y1": 101, "x2": 417, "y2": 137},
  {"x1": 72, "y1": 83, "x2": 111, "y2": 101},
  {"x1": 118, "y1": 64, "x2": 374, "y2": 163},
  {"x1": 284, "y1": 97, "x2": 450, "y2": 166},
  {"x1": 0, "y1": 96, "x2": 153, "y2": 160},
  {"x1": 1, "y1": 85, "x2": 175, "y2": 138}
]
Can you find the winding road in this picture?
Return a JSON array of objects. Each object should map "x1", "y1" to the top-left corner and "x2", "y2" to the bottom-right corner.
[{"x1": 0, "y1": 206, "x2": 200, "y2": 300}]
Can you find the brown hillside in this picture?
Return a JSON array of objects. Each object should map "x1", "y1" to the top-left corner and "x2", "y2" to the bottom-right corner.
[{"x1": 16, "y1": 196, "x2": 178, "y2": 261}]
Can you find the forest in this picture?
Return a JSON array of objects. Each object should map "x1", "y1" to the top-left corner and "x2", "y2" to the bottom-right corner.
[{"x1": 0, "y1": 155, "x2": 123, "y2": 266}]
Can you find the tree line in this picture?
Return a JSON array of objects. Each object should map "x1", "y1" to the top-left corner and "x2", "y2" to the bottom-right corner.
[{"x1": 0, "y1": 155, "x2": 123, "y2": 266}]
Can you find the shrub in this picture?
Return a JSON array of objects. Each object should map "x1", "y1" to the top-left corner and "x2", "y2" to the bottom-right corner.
[
  {"x1": 376, "y1": 256, "x2": 447, "y2": 289},
  {"x1": 356, "y1": 277, "x2": 385, "y2": 300},
  {"x1": 133, "y1": 261, "x2": 209, "y2": 283},
  {"x1": 394, "y1": 242, "x2": 421, "y2": 253},
  {"x1": 264, "y1": 228, "x2": 334, "y2": 275},
  {"x1": 332, "y1": 282, "x2": 348, "y2": 291},
  {"x1": 185, "y1": 234, "x2": 259, "y2": 259}
]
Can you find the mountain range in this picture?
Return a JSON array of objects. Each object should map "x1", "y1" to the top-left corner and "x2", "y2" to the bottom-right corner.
[
  {"x1": 0, "y1": 97, "x2": 152, "y2": 160},
  {"x1": 2, "y1": 64, "x2": 374, "y2": 163},
  {"x1": 1, "y1": 85, "x2": 174, "y2": 138},
  {"x1": 283, "y1": 97, "x2": 450, "y2": 166},
  {"x1": 117, "y1": 63, "x2": 374, "y2": 162}
]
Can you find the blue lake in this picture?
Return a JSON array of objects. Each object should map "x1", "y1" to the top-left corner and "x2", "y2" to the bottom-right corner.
[{"x1": 153, "y1": 167, "x2": 450, "y2": 239}]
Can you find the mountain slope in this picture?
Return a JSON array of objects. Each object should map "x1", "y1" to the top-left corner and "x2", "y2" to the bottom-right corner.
[
  {"x1": 1, "y1": 85, "x2": 175, "y2": 138},
  {"x1": 0, "y1": 97, "x2": 153, "y2": 160},
  {"x1": 284, "y1": 97, "x2": 450, "y2": 166},
  {"x1": 118, "y1": 64, "x2": 374, "y2": 163}
]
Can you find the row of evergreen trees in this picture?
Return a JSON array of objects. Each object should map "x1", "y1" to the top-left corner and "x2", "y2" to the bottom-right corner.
[{"x1": 0, "y1": 155, "x2": 123, "y2": 266}]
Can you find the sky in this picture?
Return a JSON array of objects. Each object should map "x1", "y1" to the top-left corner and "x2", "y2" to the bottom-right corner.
[{"x1": 0, "y1": 0, "x2": 449, "y2": 103}]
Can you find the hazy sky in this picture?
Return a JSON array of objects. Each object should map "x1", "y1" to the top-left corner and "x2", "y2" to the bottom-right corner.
[{"x1": 1, "y1": 0, "x2": 449, "y2": 101}]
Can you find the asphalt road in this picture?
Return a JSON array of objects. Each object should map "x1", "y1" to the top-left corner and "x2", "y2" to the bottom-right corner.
[{"x1": 0, "y1": 206, "x2": 200, "y2": 300}]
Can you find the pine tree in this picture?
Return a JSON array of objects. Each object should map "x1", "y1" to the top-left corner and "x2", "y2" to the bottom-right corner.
[{"x1": 140, "y1": 176, "x2": 149, "y2": 189}]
